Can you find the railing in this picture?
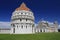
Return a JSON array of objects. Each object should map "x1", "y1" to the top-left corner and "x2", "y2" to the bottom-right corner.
[
  {"x1": 11, "y1": 15, "x2": 34, "y2": 20},
  {"x1": 11, "y1": 21, "x2": 34, "y2": 24}
]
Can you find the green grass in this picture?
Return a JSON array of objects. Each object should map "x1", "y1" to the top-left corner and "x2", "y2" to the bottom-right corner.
[{"x1": 0, "y1": 32, "x2": 60, "y2": 40}]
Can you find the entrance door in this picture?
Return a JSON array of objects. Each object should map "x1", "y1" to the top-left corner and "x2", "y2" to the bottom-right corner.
[{"x1": 13, "y1": 28, "x2": 15, "y2": 33}]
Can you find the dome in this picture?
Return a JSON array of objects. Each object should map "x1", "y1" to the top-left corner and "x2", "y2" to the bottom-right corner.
[
  {"x1": 15, "y1": 2, "x2": 30, "y2": 11},
  {"x1": 11, "y1": 2, "x2": 34, "y2": 23}
]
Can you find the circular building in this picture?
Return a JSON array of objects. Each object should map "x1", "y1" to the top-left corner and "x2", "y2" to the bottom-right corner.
[{"x1": 11, "y1": 3, "x2": 35, "y2": 34}]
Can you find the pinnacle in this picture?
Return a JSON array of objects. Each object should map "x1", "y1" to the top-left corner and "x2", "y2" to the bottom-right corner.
[{"x1": 15, "y1": 2, "x2": 30, "y2": 11}]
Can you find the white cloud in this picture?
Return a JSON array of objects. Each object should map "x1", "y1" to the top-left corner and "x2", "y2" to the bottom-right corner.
[
  {"x1": 35, "y1": 23, "x2": 37, "y2": 27},
  {"x1": 0, "y1": 21, "x2": 11, "y2": 28},
  {"x1": 47, "y1": 21, "x2": 53, "y2": 24},
  {"x1": 41, "y1": 20, "x2": 53, "y2": 24},
  {"x1": 58, "y1": 25, "x2": 60, "y2": 29}
]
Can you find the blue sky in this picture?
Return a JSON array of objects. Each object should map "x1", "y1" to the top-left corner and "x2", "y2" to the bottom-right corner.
[{"x1": 0, "y1": 0, "x2": 60, "y2": 28}]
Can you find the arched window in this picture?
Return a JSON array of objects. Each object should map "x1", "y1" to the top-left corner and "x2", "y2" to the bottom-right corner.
[
  {"x1": 17, "y1": 25, "x2": 18, "y2": 28},
  {"x1": 21, "y1": 13, "x2": 23, "y2": 14},
  {"x1": 26, "y1": 19, "x2": 27, "y2": 21},
  {"x1": 25, "y1": 13, "x2": 26, "y2": 15},
  {"x1": 26, "y1": 25, "x2": 27, "y2": 29},
  {"x1": 12, "y1": 24, "x2": 15, "y2": 27},
  {"x1": 20, "y1": 19, "x2": 22, "y2": 21},
  {"x1": 21, "y1": 25, "x2": 23, "y2": 28}
]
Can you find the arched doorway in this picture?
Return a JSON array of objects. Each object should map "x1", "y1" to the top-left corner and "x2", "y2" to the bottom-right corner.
[{"x1": 13, "y1": 28, "x2": 15, "y2": 33}]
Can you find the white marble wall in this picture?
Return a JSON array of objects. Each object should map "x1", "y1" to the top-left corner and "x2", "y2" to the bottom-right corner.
[
  {"x1": 11, "y1": 10, "x2": 35, "y2": 34},
  {"x1": 0, "y1": 29, "x2": 10, "y2": 34}
]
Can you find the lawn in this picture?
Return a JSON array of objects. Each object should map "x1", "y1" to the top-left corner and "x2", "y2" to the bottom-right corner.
[{"x1": 0, "y1": 32, "x2": 60, "y2": 40}]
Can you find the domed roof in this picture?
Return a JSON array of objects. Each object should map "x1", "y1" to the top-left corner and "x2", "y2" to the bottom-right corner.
[{"x1": 15, "y1": 2, "x2": 30, "y2": 11}]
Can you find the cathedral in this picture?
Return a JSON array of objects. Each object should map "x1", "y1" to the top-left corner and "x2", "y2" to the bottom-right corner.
[
  {"x1": 9, "y1": 2, "x2": 58, "y2": 34},
  {"x1": 35, "y1": 20, "x2": 58, "y2": 33}
]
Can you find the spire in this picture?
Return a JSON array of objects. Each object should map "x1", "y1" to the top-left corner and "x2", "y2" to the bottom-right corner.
[
  {"x1": 54, "y1": 21, "x2": 58, "y2": 24},
  {"x1": 15, "y1": 2, "x2": 30, "y2": 11}
]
